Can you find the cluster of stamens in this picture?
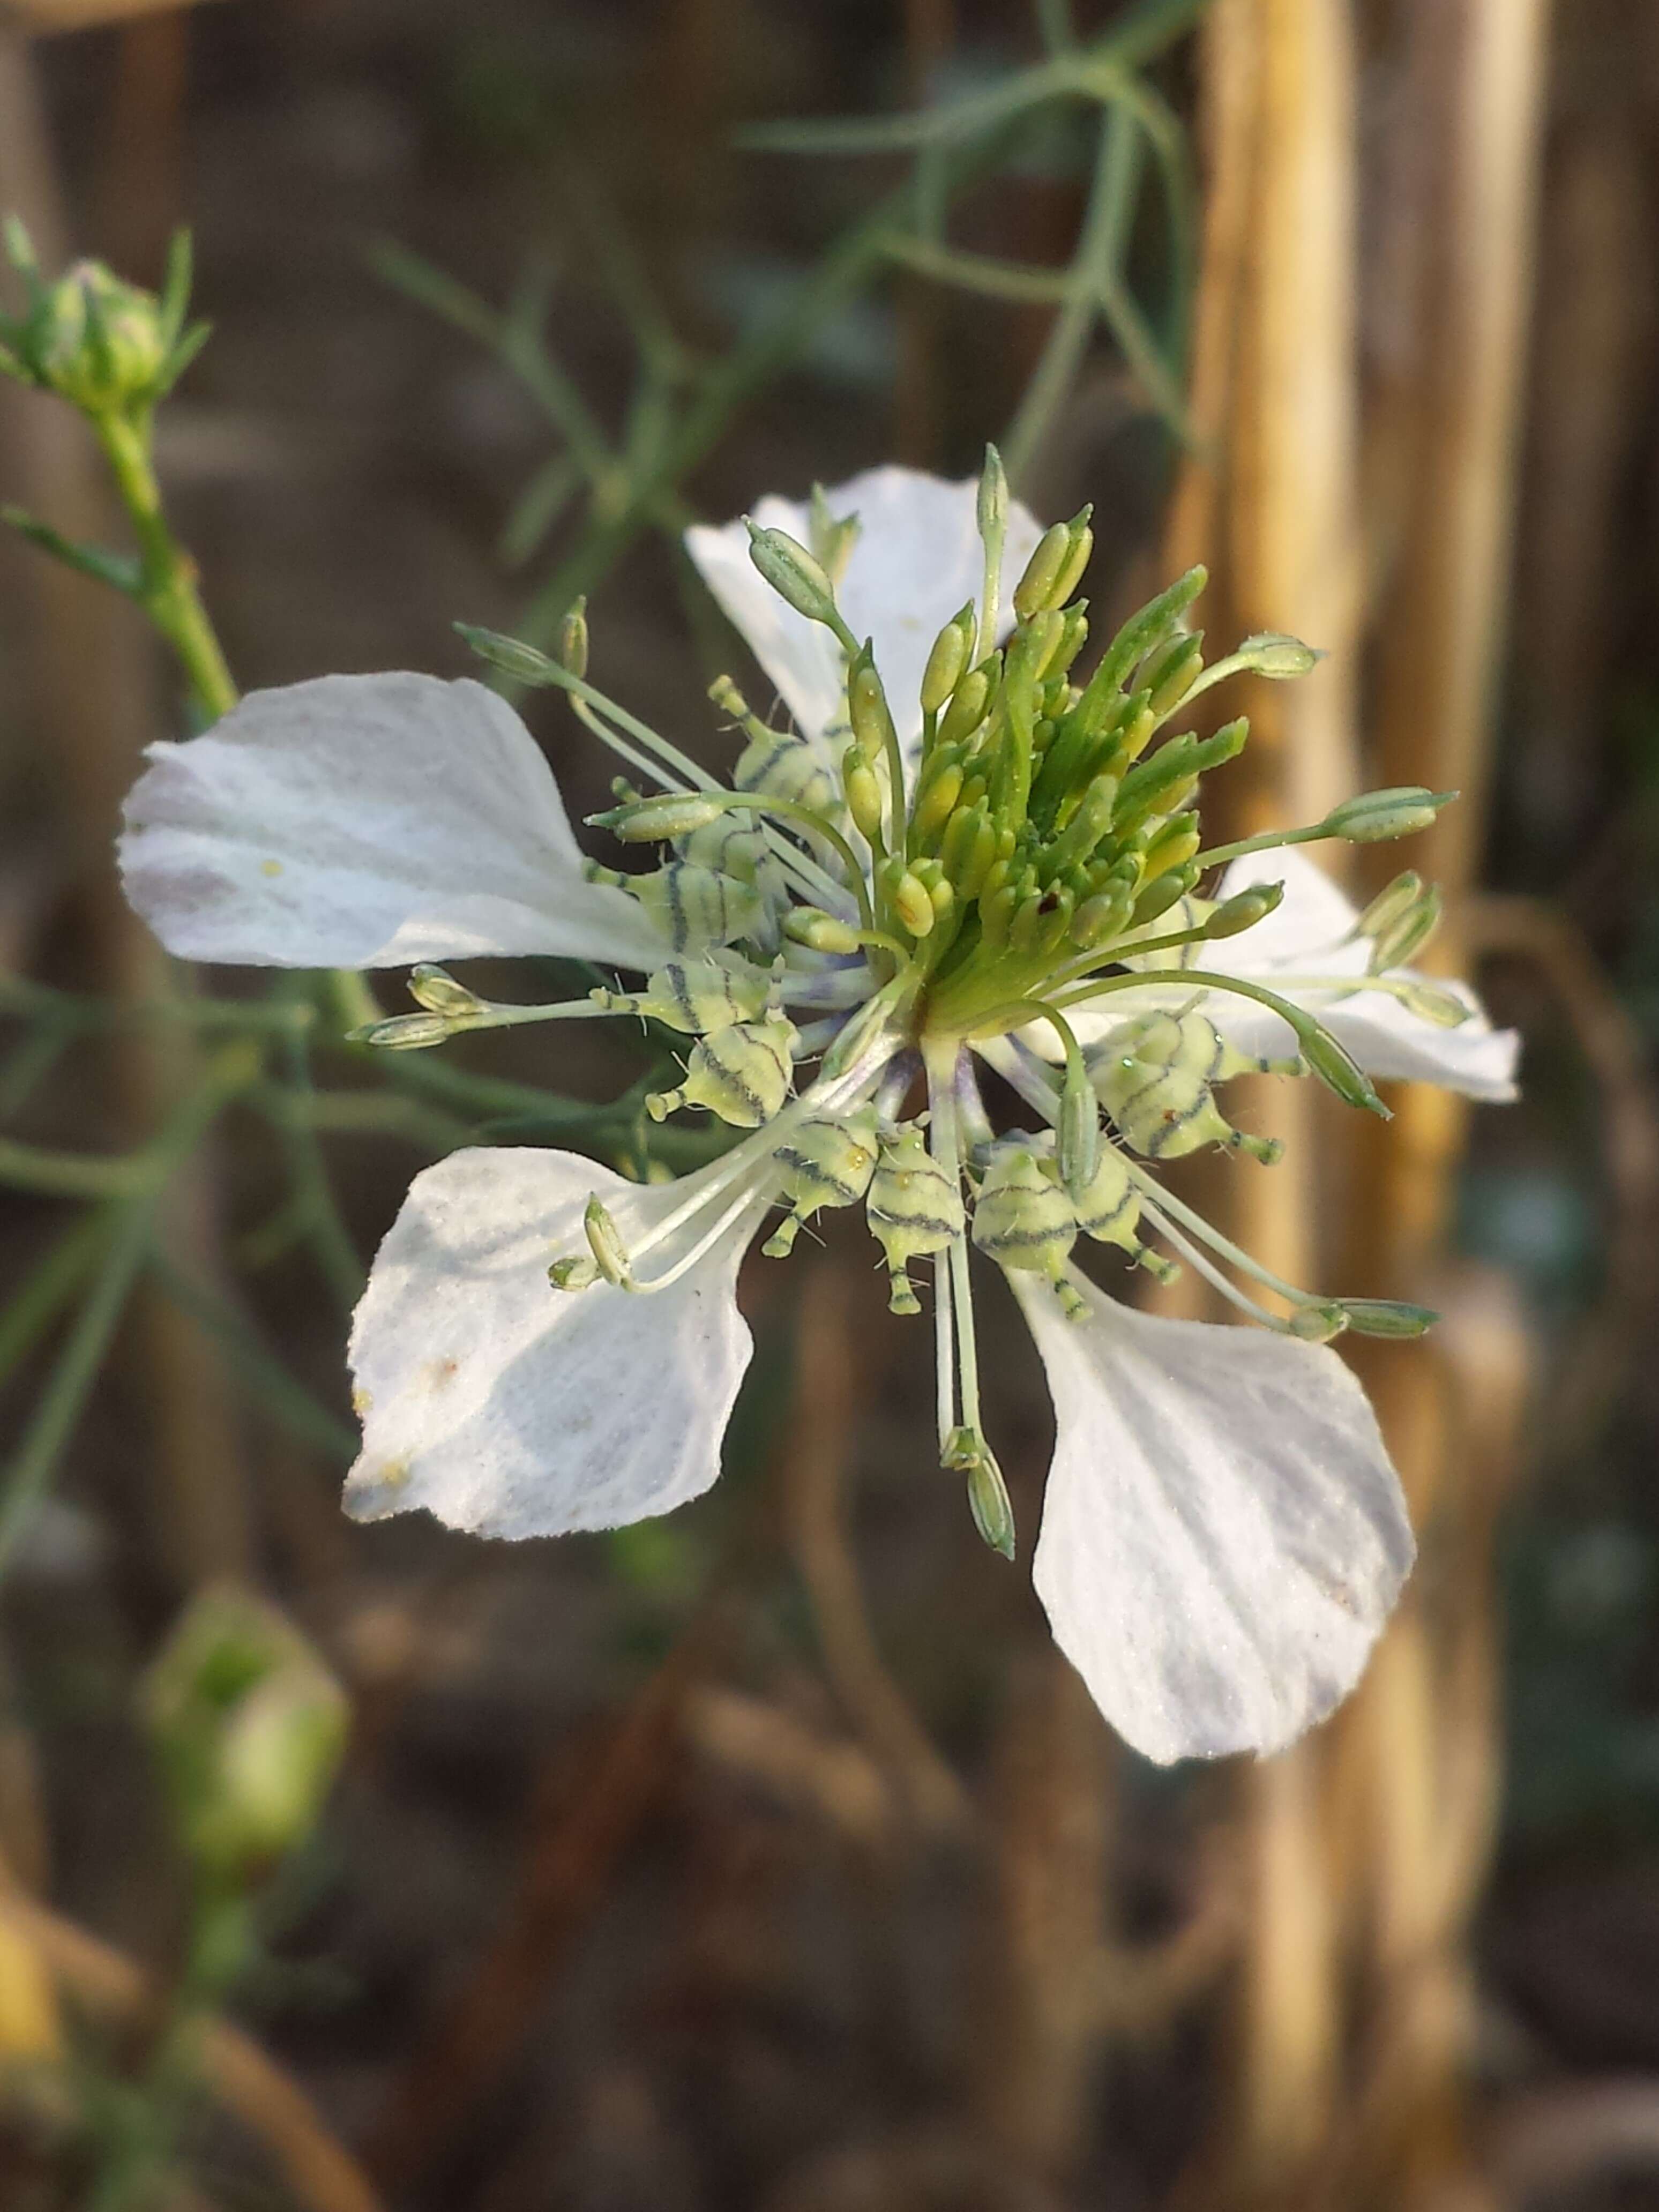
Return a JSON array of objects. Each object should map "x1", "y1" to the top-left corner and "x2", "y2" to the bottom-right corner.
[{"x1": 360, "y1": 452, "x2": 1466, "y2": 1554}]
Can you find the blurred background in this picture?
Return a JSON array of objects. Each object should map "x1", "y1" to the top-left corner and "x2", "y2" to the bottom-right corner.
[{"x1": 2, "y1": 1, "x2": 1658, "y2": 2207}]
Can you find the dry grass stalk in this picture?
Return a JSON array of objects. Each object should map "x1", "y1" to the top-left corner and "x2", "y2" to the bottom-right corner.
[{"x1": 0, "y1": 32, "x2": 253, "y2": 1584}]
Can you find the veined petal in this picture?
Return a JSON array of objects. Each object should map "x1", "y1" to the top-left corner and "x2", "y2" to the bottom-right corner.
[
  {"x1": 685, "y1": 466, "x2": 1044, "y2": 760},
  {"x1": 1013, "y1": 1274, "x2": 1415, "y2": 1766},
  {"x1": 344, "y1": 1147, "x2": 760, "y2": 1537},
  {"x1": 119, "y1": 672, "x2": 665, "y2": 971}
]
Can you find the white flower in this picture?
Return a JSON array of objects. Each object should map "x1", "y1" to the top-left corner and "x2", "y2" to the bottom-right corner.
[{"x1": 116, "y1": 461, "x2": 1519, "y2": 1767}]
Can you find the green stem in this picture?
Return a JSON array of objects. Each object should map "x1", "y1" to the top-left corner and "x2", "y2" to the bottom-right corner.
[{"x1": 94, "y1": 411, "x2": 236, "y2": 722}]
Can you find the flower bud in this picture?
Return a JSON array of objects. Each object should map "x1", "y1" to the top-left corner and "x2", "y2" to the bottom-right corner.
[
  {"x1": 559, "y1": 597, "x2": 589, "y2": 678},
  {"x1": 1322, "y1": 786, "x2": 1455, "y2": 842},
  {"x1": 9, "y1": 253, "x2": 176, "y2": 414},
  {"x1": 141, "y1": 1587, "x2": 348, "y2": 1884},
  {"x1": 1202, "y1": 881, "x2": 1284, "y2": 939},
  {"x1": 1235, "y1": 631, "x2": 1319, "y2": 679},
  {"x1": 921, "y1": 602, "x2": 977, "y2": 714},
  {"x1": 746, "y1": 520, "x2": 843, "y2": 630}
]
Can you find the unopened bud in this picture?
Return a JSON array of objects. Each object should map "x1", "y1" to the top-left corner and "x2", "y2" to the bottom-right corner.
[
  {"x1": 1235, "y1": 631, "x2": 1319, "y2": 679},
  {"x1": 921, "y1": 602, "x2": 977, "y2": 714},
  {"x1": 1323, "y1": 786, "x2": 1455, "y2": 842},
  {"x1": 141, "y1": 1587, "x2": 348, "y2": 1882},
  {"x1": 746, "y1": 520, "x2": 842, "y2": 630},
  {"x1": 1204, "y1": 882, "x2": 1284, "y2": 939},
  {"x1": 583, "y1": 1198, "x2": 633, "y2": 1288}
]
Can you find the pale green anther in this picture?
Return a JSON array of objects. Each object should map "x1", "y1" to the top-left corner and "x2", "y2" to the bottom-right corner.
[
  {"x1": 1131, "y1": 865, "x2": 1200, "y2": 929},
  {"x1": 1147, "y1": 636, "x2": 1206, "y2": 718},
  {"x1": 1013, "y1": 522, "x2": 1073, "y2": 623},
  {"x1": 1236, "y1": 631, "x2": 1319, "y2": 679},
  {"x1": 1022, "y1": 608, "x2": 1069, "y2": 683},
  {"x1": 548, "y1": 1254, "x2": 600, "y2": 1292},
  {"x1": 407, "y1": 965, "x2": 484, "y2": 1018},
  {"x1": 1138, "y1": 812, "x2": 1201, "y2": 883},
  {"x1": 594, "y1": 953, "x2": 770, "y2": 1036},
  {"x1": 647, "y1": 1011, "x2": 797, "y2": 1128},
  {"x1": 849, "y1": 648, "x2": 899, "y2": 775},
  {"x1": 1202, "y1": 881, "x2": 1285, "y2": 939},
  {"x1": 1045, "y1": 774, "x2": 1119, "y2": 876},
  {"x1": 1057, "y1": 1057, "x2": 1101, "y2": 1205},
  {"x1": 763, "y1": 1105, "x2": 881, "y2": 1257},
  {"x1": 782, "y1": 907, "x2": 863, "y2": 956},
  {"x1": 1356, "y1": 870, "x2": 1423, "y2": 941},
  {"x1": 921, "y1": 602, "x2": 977, "y2": 715},
  {"x1": 458, "y1": 624, "x2": 558, "y2": 686},
  {"x1": 808, "y1": 482, "x2": 861, "y2": 585},
  {"x1": 1338, "y1": 1298, "x2": 1439, "y2": 1338},
  {"x1": 894, "y1": 871, "x2": 936, "y2": 938},
  {"x1": 350, "y1": 1013, "x2": 454, "y2": 1051},
  {"x1": 976, "y1": 444, "x2": 1008, "y2": 553},
  {"x1": 1049, "y1": 510, "x2": 1095, "y2": 609},
  {"x1": 1287, "y1": 1304, "x2": 1349, "y2": 1343},
  {"x1": 745, "y1": 520, "x2": 846, "y2": 634},
  {"x1": 1049, "y1": 604, "x2": 1090, "y2": 687},
  {"x1": 585, "y1": 860, "x2": 764, "y2": 953},
  {"x1": 1322, "y1": 786, "x2": 1456, "y2": 842},
  {"x1": 599, "y1": 792, "x2": 733, "y2": 842},
  {"x1": 913, "y1": 758, "x2": 965, "y2": 842},
  {"x1": 584, "y1": 1198, "x2": 634, "y2": 1289},
  {"x1": 845, "y1": 759, "x2": 885, "y2": 843},
  {"x1": 936, "y1": 663, "x2": 995, "y2": 749},
  {"x1": 1391, "y1": 979, "x2": 1471, "y2": 1027},
  {"x1": 940, "y1": 806, "x2": 997, "y2": 901},
  {"x1": 1068, "y1": 884, "x2": 1134, "y2": 951},
  {"x1": 1371, "y1": 883, "x2": 1443, "y2": 971},
  {"x1": 944, "y1": 1429, "x2": 1016, "y2": 1561},
  {"x1": 867, "y1": 1126, "x2": 965, "y2": 1316},
  {"x1": 1299, "y1": 1025, "x2": 1389, "y2": 1118},
  {"x1": 1093, "y1": 1011, "x2": 1291, "y2": 1163},
  {"x1": 559, "y1": 597, "x2": 589, "y2": 679}
]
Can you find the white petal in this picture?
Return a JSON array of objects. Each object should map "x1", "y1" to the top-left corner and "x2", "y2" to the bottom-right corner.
[
  {"x1": 1209, "y1": 850, "x2": 1519, "y2": 1101},
  {"x1": 1014, "y1": 1275, "x2": 1414, "y2": 1765},
  {"x1": 685, "y1": 465, "x2": 1045, "y2": 757},
  {"x1": 343, "y1": 1148, "x2": 757, "y2": 1537},
  {"x1": 119, "y1": 672, "x2": 664, "y2": 970}
]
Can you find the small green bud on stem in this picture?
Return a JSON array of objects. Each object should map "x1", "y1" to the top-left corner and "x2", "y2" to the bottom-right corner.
[{"x1": 1322, "y1": 786, "x2": 1456, "y2": 842}]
